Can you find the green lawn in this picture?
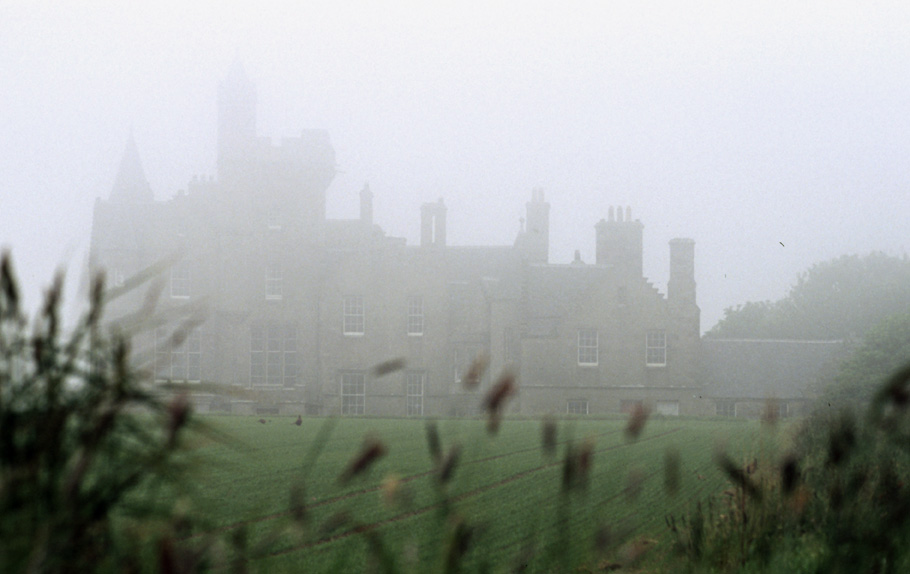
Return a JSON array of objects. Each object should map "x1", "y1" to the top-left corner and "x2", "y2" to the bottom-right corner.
[{"x1": 174, "y1": 415, "x2": 779, "y2": 572}]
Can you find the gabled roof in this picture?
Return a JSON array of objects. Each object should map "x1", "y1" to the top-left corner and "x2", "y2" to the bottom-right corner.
[{"x1": 701, "y1": 338, "x2": 847, "y2": 400}]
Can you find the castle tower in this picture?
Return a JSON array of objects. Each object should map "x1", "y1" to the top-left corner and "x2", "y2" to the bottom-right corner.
[
  {"x1": 523, "y1": 187, "x2": 550, "y2": 264},
  {"x1": 594, "y1": 206, "x2": 643, "y2": 277},
  {"x1": 110, "y1": 133, "x2": 153, "y2": 203},
  {"x1": 217, "y1": 58, "x2": 257, "y2": 180}
]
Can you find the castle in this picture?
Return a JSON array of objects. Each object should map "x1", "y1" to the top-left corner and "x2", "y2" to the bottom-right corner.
[{"x1": 90, "y1": 61, "x2": 707, "y2": 417}]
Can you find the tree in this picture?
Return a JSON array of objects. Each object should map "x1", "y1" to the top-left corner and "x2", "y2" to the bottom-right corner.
[
  {"x1": 706, "y1": 252, "x2": 910, "y2": 340},
  {"x1": 821, "y1": 311, "x2": 910, "y2": 404}
]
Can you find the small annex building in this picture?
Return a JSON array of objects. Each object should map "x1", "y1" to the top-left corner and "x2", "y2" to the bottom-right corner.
[{"x1": 701, "y1": 338, "x2": 846, "y2": 418}]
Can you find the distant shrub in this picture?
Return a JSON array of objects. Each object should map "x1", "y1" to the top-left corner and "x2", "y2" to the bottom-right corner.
[{"x1": 667, "y1": 362, "x2": 910, "y2": 573}]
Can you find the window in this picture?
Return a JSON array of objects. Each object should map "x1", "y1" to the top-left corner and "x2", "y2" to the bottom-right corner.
[
  {"x1": 250, "y1": 324, "x2": 297, "y2": 387},
  {"x1": 155, "y1": 327, "x2": 201, "y2": 382},
  {"x1": 716, "y1": 400, "x2": 736, "y2": 417},
  {"x1": 170, "y1": 262, "x2": 190, "y2": 298},
  {"x1": 577, "y1": 329, "x2": 598, "y2": 366},
  {"x1": 655, "y1": 400, "x2": 679, "y2": 416},
  {"x1": 341, "y1": 372, "x2": 365, "y2": 415},
  {"x1": 646, "y1": 330, "x2": 667, "y2": 366},
  {"x1": 567, "y1": 399, "x2": 589, "y2": 415},
  {"x1": 266, "y1": 263, "x2": 282, "y2": 300},
  {"x1": 406, "y1": 371, "x2": 425, "y2": 416},
  {"x1": 407, "y1": 296, "x2": 424, "y2": 336},
  {"x1": 343, "y1": 296, "x2": 364, "y2": 335}
]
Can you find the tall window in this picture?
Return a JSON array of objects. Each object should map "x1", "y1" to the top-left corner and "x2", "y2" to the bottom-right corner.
[
  {"x1": 567, "y1": 399, "x2": 589, "y2": 415},
  {"x1": 646, "y1": 330, "x2": 667, "y2": 366},
  {"x1": 407, "y1": 296, "x2": 424, "y2": 336},
  {"x1": 341, "y1": 372, "x2": 365, "y2": 415},
  {"x1": 406, "y1": 371, "x2": 425, "y2": 416},
  {"x1": 343, "y1": 296, "x2": 364, "y2": 335},
  {"x1": 266, "y1": 263, "x2": 282, "y2": 300},
  {"x1": 171, "y1": 262, "x2": 190, "y2": 298},
  {"x1": 577, "y1": 328, "x2": 598, "y2": 366},
  {"x1": 250, "y1": 324, "x2": 297, "y2": 387},
  {"x1": 155, "y1": 327, "x2": 201, "y2": 382}
]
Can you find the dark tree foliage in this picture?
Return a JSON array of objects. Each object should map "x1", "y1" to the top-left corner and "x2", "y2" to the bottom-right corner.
[
  {"x1": 823, "y1": 311, "x2": 910, "y2": 404},
  {"x1": 706, "y1": 252, "x2": 910, "y2": 340}
]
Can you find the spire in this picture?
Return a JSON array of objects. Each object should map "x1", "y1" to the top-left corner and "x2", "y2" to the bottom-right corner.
[
  {"x1": 110, "y1": 133, "x2": 153, "y2": 202},
  {"x1": 224, "y1": 55, "x2": 252, "y2": 89},
  {"x1": 218, "y1": 56, "x2": 257, "y2": 178}
]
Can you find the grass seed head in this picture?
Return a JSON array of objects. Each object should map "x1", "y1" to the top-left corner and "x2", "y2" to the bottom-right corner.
[
  {"x1": 426, "y1": 421, "x2": 442, "y2": 464},
  {"x1": 339, "y1": 437, "x2": 387, "y2": 484},
  {"x1": 561, "y1": 444, "x2": 578, "y2": 493},
  {"x1": 372, "y1": 357, "x2": 407, "y2": 377},
  {"x1": 437, "y1": 445, "x2": 462, "y2": 485},
  {"x1": 0, "y1": 251, "x2": 20, "y2": 318},
  {"x1": 625, "y1": 403, "x2": 650, "y2": 440},
  {"x1": 484, "y1": 371, "x2": 516, "y2": 434},
  {"x1": 762, "y1": 398, "x2": 780, "y2": 426},
  {"x1": 289, "y1": 483, "x2": 307, "y2": 523},
  {"x1": 664, "y1": 447, "x2": 681, "y2": 496},
  {"x1": 166, "y1": 392, "x2": 191, "y2": 449},
  {"x1": 444, "y1": 516, "x2": 474, "y2": 572},
  {"x1": 462, "y1": 352, "x2": 490, "y2": 389},
  {"x1": 715, "y1": 452, "x2": 763, "y2": 501},
  {"x1": 541, "y1": 416, "x2": 557, "y2": 458},
  {"x1": 381, "y1": 473, "x2": 403, "y2": 507}
]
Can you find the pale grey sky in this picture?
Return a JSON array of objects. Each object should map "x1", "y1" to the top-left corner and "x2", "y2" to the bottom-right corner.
[{"x1": 2, "y1": 1, "x2": 909, "y2": 331}]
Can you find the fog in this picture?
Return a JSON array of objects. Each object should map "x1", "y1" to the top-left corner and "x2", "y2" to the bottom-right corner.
[{"x1": 2, "y1": 2, "x2": 909, "y2": 331}]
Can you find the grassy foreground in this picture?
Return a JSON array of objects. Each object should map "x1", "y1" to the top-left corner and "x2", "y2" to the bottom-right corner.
[{"x1": 173, "y1": 415, "x2": 774, "y2": 572}]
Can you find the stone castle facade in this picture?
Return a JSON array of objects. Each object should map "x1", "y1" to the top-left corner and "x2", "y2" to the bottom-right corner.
[{"x1": 90, "y1": 62, "x2": 706, "y2": 417}]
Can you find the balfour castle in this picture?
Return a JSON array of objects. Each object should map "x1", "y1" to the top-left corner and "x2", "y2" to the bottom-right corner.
[{"x1": 90, "y1": 61, "x2": 708, "y2": 417}]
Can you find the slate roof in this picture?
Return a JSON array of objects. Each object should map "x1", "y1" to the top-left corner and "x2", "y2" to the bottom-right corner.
[{"x1": 701, "y1": 339, "x2": 847, "y2": 400}]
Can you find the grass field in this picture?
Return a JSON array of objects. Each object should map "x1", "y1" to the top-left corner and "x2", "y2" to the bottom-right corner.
[{"x1": 173, "y1": 414, "x2": 783, "y2": 572}]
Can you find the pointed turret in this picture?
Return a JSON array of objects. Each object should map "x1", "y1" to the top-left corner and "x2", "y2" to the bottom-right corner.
[
  {"x1": 110, "y1": 133, "x2": 153, "y2": 202},
  {"x1": 218, "y1": 57, "x2": 257, "y2": 179}
]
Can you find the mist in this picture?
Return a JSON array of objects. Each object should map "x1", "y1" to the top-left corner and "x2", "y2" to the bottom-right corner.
[{"x1": 3, "y1": 2, "x2": 910, "y2": 329}]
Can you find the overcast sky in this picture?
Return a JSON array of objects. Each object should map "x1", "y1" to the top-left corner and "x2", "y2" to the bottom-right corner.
[{"x1": 2, "y1": 1, "x2": 909, "y2": 331}]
